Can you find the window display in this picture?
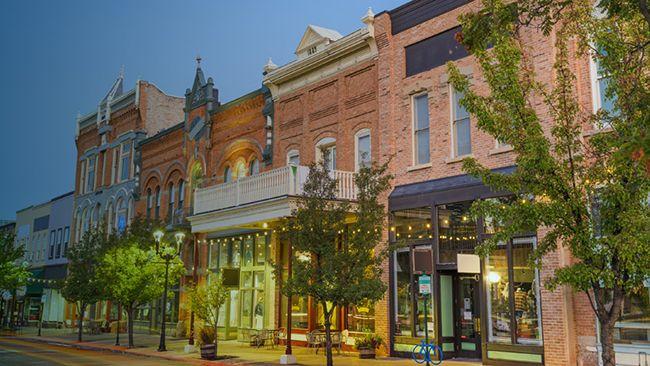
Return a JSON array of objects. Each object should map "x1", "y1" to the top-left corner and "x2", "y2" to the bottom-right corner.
[
  {"x1": 395, "y1": 250, "x2": 413, "y2": 337},
  {"x1": 391, "y1": 207, "x2": 432, "y2": 242},
  {"x1": 615, "y1": 286, "x2": 650, "y2": 343},
  {"x1": 347, "y1": 300, "x2": 375, "y2": 333},
  {"x1": 487, "y1": 248, "x2": 511, "y2": 343},
  {"x1": 438, "y1": 201, "x2": 478, "y2": 264}
]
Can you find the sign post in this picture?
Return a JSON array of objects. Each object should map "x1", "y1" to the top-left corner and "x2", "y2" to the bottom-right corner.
[{"x1": 419, "y1": 275, "x2": 432, "y2": 366}]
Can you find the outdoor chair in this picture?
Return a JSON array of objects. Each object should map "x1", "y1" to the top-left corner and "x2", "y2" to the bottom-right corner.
[{"x1": 330, "y1": 331, "x2": 342, "y2": 354}]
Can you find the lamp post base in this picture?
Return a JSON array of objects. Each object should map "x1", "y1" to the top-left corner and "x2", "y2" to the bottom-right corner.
[
  {"x1": 280, "y1": 354, "x2": 297, "y2": 364},
  {"x1": 184, "y1": 344, "x2": 196, "y2": 353}
]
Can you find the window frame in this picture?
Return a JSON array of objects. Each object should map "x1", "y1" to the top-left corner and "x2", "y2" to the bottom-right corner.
[
  {"x1": 354, "y1": 129, "x2": 371, "y2": 172},
  {"x1": 286, "y1": 150, "x2": 300, "y2": 166},
  {"x1": 589, "y1": 48, "x2": 617, "y2": 128},
  {"x1": 450, "y1": 86, "x2": 471, "y2": 158},
  {"x1": 119, "y1": 141, "x2": 132, "y2": 182},
  {"x1": 85, "y1": 156, "x2": 96, "y2": 193},
  {"x1": 412, "y1": 93, "x2": 430, "y2": 166},
  {"x1": 316, "y1": 137, "x2": 337, "y2": 171}
]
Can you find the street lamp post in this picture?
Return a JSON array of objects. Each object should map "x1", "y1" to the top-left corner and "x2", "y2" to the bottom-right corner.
[{"x1": 153, "y1": 230, "x2": 185, "y2": 352}]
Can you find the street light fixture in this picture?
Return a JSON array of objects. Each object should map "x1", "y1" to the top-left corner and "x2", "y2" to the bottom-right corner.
[{"x1": 153, "y1": 229, "x2": 185, "y2": 352}]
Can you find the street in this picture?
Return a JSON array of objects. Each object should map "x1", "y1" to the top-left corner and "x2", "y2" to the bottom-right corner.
[{"x1": 0, "y1": 338, "x2": 194, "y2": 365}]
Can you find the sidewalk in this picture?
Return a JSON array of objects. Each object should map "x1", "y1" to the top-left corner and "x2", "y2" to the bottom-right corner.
[{"x1": 4, "y1": 326, "x2": 482, "y2": 366}]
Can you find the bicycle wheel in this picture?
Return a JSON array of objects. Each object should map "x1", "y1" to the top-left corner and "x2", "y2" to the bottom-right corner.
[
  {"x1": 411, "y1": 344, "x2": 426, "y2": 364},
  {"x1": 429, "y1": 344, "x2": 443, "y2": 365}
]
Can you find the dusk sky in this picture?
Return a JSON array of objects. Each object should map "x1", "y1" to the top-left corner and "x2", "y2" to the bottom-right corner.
[{"x1": 0, "y1": 0, "x2": 403, "y2": 220}]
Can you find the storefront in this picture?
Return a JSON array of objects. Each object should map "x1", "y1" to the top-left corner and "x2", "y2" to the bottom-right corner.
[{"x1": 388, "y1": 167, "x2": 544, "y2": 365}]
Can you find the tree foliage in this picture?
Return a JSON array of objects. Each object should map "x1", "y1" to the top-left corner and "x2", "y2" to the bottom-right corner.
[
  {"x1": 446, "y1": 0, "x2": 649, "y2": 364},
  {"x1": 187, "y1": 273, "x2": 228, "y2": 353},
  {"x1": 61, "y1": 227, "x2": 110, "y2": 342},
  {"x1": 278, "y1": 159, "x2": 392, "y2": 366},
  {"x1": 99, "y1": 218, "x2": 184, "y2": 348},
  {"x1": 0, "y1": 231, "x2": 29, "y2": 294}
]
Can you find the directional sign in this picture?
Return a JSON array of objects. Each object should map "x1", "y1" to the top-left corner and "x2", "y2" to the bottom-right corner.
[{"x1": 419, "y1": 275, "x2": 431, "y2": 295}]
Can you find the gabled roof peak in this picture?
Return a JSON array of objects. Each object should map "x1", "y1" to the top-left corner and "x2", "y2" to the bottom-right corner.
[
  {"x1": 295, "y1": 25, "x2": 342, "y2": 57},
  {"x1": 101, "y1": 66, "x2": 124, "y2": 104}
]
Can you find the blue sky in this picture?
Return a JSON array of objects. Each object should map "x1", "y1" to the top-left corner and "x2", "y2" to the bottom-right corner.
[{"x1": 0, "y1": 0, "x2": 404, "y2": 219}]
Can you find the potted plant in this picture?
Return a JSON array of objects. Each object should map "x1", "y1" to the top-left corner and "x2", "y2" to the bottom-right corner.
[
  {"x1": 355, "y1": 333, "x2": 383, "y2": 359},
  {"x1": 188, "y1": 273, "x2": 228, "y2": 360},
  {"x1": 197, "y1": 327, "x2": 217, "y2": 360}
]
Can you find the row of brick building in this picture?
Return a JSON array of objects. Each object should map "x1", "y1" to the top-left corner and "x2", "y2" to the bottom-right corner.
[{"x1": 62, "y1": 0, "x2": 649, "y2": 365}]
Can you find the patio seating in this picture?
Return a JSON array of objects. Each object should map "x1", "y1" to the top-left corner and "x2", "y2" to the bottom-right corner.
[
  {"x1": 306, "y1": 330, "x2": 324, "y2": 353},
  {"x1": 330, "y1": 331, "x2": 342, "y2": 354}
]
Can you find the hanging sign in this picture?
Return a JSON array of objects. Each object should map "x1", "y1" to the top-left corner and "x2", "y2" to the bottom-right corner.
[{"x1": 419, "y1": 275, "x2": 431, "y2": 295}]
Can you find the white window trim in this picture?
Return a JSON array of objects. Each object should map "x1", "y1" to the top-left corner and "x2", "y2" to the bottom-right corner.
[
  {"x1": 85, "y1": 156, "x2": 96, "y2": 193},
  {"x1": 450, "y1": 85, "x2": 472, "y2": 159},
  {"x1": 589, "y1": 51, "x2": 603, "y2": 115},
  {"x1": 315, "y1": 137, "x2": 336, "y2": 170},
  {"x1": 286, "y1": 150, "x2": 300, "y2": 166},
  {"x1": 79, "y1": 160, "x2": 87, "y2": 195},
  {"x1": 411, "y1": 92, "x2": 430, "y2": 167},
  {"x1": 118, "y1": 141, "x2": 132, "y2": 183},
  {"x1": 354, "y1": 129, "x2": 371, "y2": 172}
]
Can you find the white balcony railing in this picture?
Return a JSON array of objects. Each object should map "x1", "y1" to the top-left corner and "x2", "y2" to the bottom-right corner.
[{"x1": 193, "y1": 165, "x2": 357, "y2": 215}]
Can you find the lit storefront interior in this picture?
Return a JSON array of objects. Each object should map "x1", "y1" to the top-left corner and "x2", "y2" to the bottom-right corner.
[{"x1": 388, "y1": 167, "x2": 545, "y2": 365}]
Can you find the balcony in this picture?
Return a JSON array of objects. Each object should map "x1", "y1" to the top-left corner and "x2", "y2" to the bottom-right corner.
[{"x1": 193, "y1": 165, "x2": 357, "y2": 216}]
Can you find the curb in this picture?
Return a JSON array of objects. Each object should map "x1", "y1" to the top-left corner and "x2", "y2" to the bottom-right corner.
[{"x1": 9, "y1": 336, "x2": 243, "y2": 365}]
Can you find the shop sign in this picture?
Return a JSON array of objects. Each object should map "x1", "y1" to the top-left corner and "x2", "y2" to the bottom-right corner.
[{"x1": 419, "y1": 275, "x2": 431, "y2": 295}]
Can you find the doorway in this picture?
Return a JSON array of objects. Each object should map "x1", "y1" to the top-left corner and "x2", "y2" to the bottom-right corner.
[{"x1": 438, "y1": 272, "x2": 481, "y2": 359}]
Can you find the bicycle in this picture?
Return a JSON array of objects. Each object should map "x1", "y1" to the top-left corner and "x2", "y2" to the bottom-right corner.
[{"x1": 411, "y1": 339, "x2": 443, "y2": 365}]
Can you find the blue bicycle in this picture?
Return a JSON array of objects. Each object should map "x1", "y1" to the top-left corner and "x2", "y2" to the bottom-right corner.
[{"x1": 411, "y1": 340, "x2": 443, "y2": 365}]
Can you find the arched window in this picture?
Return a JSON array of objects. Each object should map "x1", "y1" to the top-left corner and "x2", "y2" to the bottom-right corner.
[
  {"x1": 146, "y1": 188, "x2": 152, "y2": 219},
  {"x1": 287, "y1": 150, "x2": 300, "y2": 166},
  {"x1": 127, "y1": 198, "x2": 134, "y2": 225},
  {"x1": 235, "y1": 159, "x2": 247, "y2": 180},
  {"x1": 106, "y1": 203, "x2": 114, "y2": 234},
  {"x1": 316, "y1": 137, "x2": 336, "y2": 170},
  {"x1": 355, "y1": 129, "x2": 371, "y2": 171},
  {"x1": 116, "y1": 198, "x2": 127, "y2": 233},
  {"x1": 82, "y1": 208, "x2": 90, "y2": 234},
  {"x1": 178, "y1": 180, "x2": 185, "y2": 210},
  {"x1": 155, "y1": 187, "x2": 161, "y2": 219},
  {"x1": 249, "y1": 158, "x2": 260, "y2": 175},
  {"x1": 93, "y1": 204, "x2": 101, "y2": 228},
  {"x1": 224, "y1": 166, "x2": 231, "y2": 183},
  {"x1": 168, "y1": 183, "x2": 175, "y2": 224}
]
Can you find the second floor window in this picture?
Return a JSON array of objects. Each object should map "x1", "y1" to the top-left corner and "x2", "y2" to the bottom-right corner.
[
  {"x1": 178, "y1": 180, "x2": 185, "y2": 209},
  {"x1": 56, "y1": 228, "x2": 62, "y2": 258},
  {"x1": 146, "y1": 188, "x2": 152, "y2": 219},
  {"x1": 316, "y1": 138, "x2": 336, "y2": 171},
  {"x1": 155, "y1": 187, "x2": 161, "y2": 219},
  {"x1": 452, "y1": 88, "x2": 471, "y2": 157},
  {"x1": 355, "y1": 129, "x2": 371, "y2": 171},
  {"x1": 49, "y1": 230, "x2": 55, "y2": 260},
  {"x1": 591, "y1": 52, "x2": 617, "y2": 123},
  {"x1": 413, "y1": 94, "x2": 430, "y2": 165},
  {"x1": 287, "y1": 150, "x2": 300, "y2": 166},
  {"x1": 249, "y1": 158, "x2": 259, "y2": 175},
  {"x1": 120, "y1": 141, "x2": 132, "y2": 182},
  {"x1": 86, "y1": 157, "x2": 96, "y2": 193},
  {"x1": 168, "y1": 183, "x2": 175, "y2": 223},
  {"x1": 63, "y1": 227, "x2": 69, "y2": 256}
]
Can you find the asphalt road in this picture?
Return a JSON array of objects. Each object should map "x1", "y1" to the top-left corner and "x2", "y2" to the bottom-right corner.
[{"x1": 0, "y1": 338, "x2": 194, "y2": 365}]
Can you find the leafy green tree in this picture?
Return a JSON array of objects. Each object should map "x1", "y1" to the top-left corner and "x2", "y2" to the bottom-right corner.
[
  {"x1": 279, "y1": 160, "x2": 392, "y2": 366},
  {"x1": 0, "y1": 231, "x2": 29, "y2": 326},
  {"x1": 61, "y1": 227, "x2": 110, "y2": 342},
  {"x1": 99, "y1": 218, "x2": 183, "y2": 348},
  {"x1": 187, "y1": 273, "x2": 228, "y2": 354},
  {"x1": 446, "y1": 1, "x2": 649, "y2": 364}
]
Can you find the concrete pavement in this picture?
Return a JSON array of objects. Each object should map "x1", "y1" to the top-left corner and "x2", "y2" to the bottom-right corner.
[{"x1": 3, "y1": 326, "x2": 483, "y2": 366}]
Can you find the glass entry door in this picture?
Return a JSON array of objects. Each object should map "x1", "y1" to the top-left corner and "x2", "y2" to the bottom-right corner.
[{"x1": 438, "y1": 273, "x2": 481, "y2": 359}]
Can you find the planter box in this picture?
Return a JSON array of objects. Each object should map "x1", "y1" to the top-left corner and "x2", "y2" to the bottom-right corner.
[
  {"x1": 200, "y1": 344, "x2": 216, "y2": 360},
  {"x1": 359, "y1": 348, "x2": 376, "y2": 359}
]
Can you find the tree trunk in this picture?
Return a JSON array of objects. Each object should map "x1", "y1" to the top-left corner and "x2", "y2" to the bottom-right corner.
[
  {"x1": 599, "y1": 316, "x2": 616, "y2": 366},
  {"x1": 127, "y1": 305, "x2": 135, "y2": 348},
  {"x1": 323, "y1": 304, "x2": 333, "y2": 366},
  {"x1": 77, "y1": 303, "x2": 85, "y2": 342}
]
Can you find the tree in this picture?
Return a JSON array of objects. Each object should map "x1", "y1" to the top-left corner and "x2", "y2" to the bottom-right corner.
[
  {"x1": 0, "y1": 231, "x2": 29, "y2": 327},
  {"x1": 61, "y1": 227, "x2": 110, "y2": 342},
  {"x1": 187, "y1": 273, "x2": 228, "y2": 355},
  {"x1": 446, "y1": 1, "x2": 649, "y2": 365},
  {"x1": 99, "y1": 218, "x2": 184, "y2": 348},
  {"x1": 278, "y1": 159, "x2": 392, "y2": 366}
]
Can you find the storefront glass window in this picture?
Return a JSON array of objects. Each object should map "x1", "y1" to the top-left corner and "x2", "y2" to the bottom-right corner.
[
  {"x1": 243, "y1": 237, "x2": 254, "y2": 267},
  {"x1": 512, "y1": 244, "x2": 542, "y2": 345},
  {"x1": 291, "y1": 296, "x2": 309, "y2": 329},
  {"x1": 255, "y1": 235, "x2": 266, "y2": 265},
  {"x1": 395, "y1": 250, "x2": 413, "y2": 337},
  {"x1": 615, "y1": 286, "x2": 650, "y2": 343},
  {"x1": 232, "y1": 240, "x2": 241, "y2": 268},
  {"x1": 348, "y1": 301, "x2": 375, "y2": 333},
  {"x1": 487, "y1": 247, "x2": 511, "y2": 344},
  {"x1": 391, "y1": 207, "x2": 432, "y2": 242},
  {"x1": 241, "y1": 290, "x2": 253, "y2": 329},
  {"x1": 437, "y1": 201, "x2": 477, "y2": 264},
  {"x1": 219, "y1": 242, "x2": 228, "y2": 268},
  {"x1": 317, "y1": 302, "x2": 338, "y2": 330}
]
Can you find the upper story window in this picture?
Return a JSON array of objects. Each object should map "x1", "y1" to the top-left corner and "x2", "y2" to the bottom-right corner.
[
  {"x1": 308, "y1": 46, "x2": 318, "y2": 55},
  {"x1": 316, "y1": 138, "x2": 336, "y2": 171},
  {"x1": 146, "y1": 188, "x2": 152, "y2": 219},
  {"x1": 120, "y1": 141, "x2": 132, "y2": 182},
  {"x1": 63, "y1": 226, "x2": 69, "y2": 256},
  {"x1": 55, "y1": 228, "x2": 62, "y2": 258},
  {"x1": 413, "y1": 94, "x2": 430, "y2": 165},
  {"x1": 111, "y1": 148, "x2": 119, "y2": 184},
  {"x1": 155, "y1": 187, "x2": 161, "y2": 219},
  {"x1": 224, "y1": 166, "x2": 231, "y2": 183},
  {"x1": 86, "y1": 156, "x2": 96, "y2": 193},
  {"x1": 178, "y1": 180, "x2": 185, "y2": 209},
  {"x1": 168, "y1": 183, "x2": 175, "y2": 223},
  {"x1": 48, "y1": 230, "x2": 55, "y2": 260},
  {"x1": 116, "y1": 198, "x2": 127, "y2": 233},
  {"x1": 287, "y1": 150, "x2": 300, "y2": 166},
  {"x1": 405, "y1": 26, "x2": 468, "y2": 77},
  {"x1": 79, "y1": 160, "x2": 87, "y2": 194},
  {"x1": 590, "y1": 51, "x2": 617, "y2": 121},
  {"x1": 249, "y1": 158, "x2": 260, "y2": 176},
  {"x1": 234, "y1": 159, "x2": 247, "y2": 180},
  {"x1": 355, "y1": 129, "x2": 371, "y2": 171},
  {"x1": 451, "y1": 88, "x2": 471, "y2": 157}
]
